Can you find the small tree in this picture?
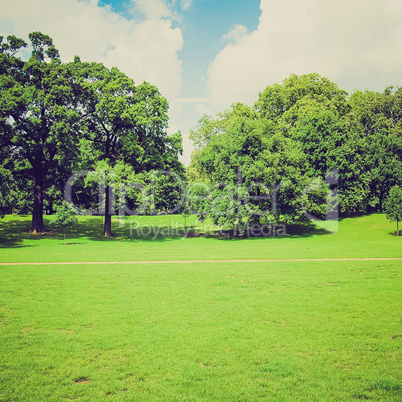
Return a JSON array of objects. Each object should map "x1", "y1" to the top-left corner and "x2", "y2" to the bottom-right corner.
[
  {"x1": 384, "y1": 185, "x2": 402, "y2": 236},
  {"x1": 181, "y1": 189, "x2": 192, "y2": 235},
  {"x1": 50, "y1": 202, "x2": 78, "y2": 245}
]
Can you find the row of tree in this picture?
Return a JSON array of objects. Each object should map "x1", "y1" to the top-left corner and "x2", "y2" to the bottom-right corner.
[
  {"x1": 0, "y1": 32, "x2": 185, "y2": 236},
  {"x1": 187, "y1": 74, "x2": 401, "y2": 228},
  {"x1": 1, "y1": 33, "x2": 401, "y2": 236}
]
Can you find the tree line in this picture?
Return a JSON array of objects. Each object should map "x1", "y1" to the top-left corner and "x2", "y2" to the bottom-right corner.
[
  {"x1": 0, "y1": 32, "x2": 184, "y2": 236},
  {"x1": 188, "y1": 73, "x2": 401, "y2": 229},
  {"x1": 1, "y1": 32, "x2": 401, "y2": 236}
]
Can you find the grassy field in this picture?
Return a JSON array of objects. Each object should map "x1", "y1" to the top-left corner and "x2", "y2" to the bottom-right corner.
[
  {"x1": 0, "y1": 213, "x2": 401, "y2": 263},
  {"x1": 0, "y1": 214, "x2": 401, "y2": 400}
]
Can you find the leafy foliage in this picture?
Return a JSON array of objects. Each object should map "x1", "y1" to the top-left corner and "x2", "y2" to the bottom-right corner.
[
  {"x1": 0, "y1": 32, "x2": 185, "y2": 236},
  {"x1": 0, "y1": 32, "x2": 80, "y2": 232},
  {"x1": 189, "y1": 74, "x2": 401, "y2": 227},
  {"x1": 50, "y1": 201, "x2": 78, "y2": 244},
  {"x1": 384, "y1": 185, "x2": 402, "y2": 236},
  {"x1": 1, "y1": 33, "x2": 401, "y2": 236},
  {"x1": 69, "y1": 58, "x2": 184, "y2": 235},
  {"x1": 188, "y1": 103, "x2": 329, "y2": 228}
]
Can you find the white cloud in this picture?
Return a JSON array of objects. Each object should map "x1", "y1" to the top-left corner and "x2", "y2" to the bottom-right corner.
[
  {"x1": 130, "y1": 0, "x2": 172, "y2": 20},
  {"x1": 0, "y1": 0, "x2": 183, "y2": 129},
  {"x1": 181, "y1": 0, "x2": 193, "y2": 11},
  {"x1": 222, "y1": 25, "x2": 248, "y2": 44},
  {"x1": 176, "y1": 97, "x2": 209, "y2": 104},
  {"x1": 206, "y1": 0, "x2": 402, "y2": 113}
]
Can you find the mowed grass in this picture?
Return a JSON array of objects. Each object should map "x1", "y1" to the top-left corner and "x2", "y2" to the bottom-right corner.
[
  {"x1": 0, "y1": 261, "x2": 401, "y2": 400},
  {"x1": 0, "y1": 214, "x2": 401, "y2": 400},
  {"x1": 0, "y1": 213, "x2": 401, "y2": 262}
]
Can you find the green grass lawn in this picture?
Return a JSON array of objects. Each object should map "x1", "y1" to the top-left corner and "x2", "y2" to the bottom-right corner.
[
  {"x1": 0, "y1": 213, "x2": 401, "y2": 263},
  {"x1": 0, "y1": 214, "x2": 401, "y2": 400}
]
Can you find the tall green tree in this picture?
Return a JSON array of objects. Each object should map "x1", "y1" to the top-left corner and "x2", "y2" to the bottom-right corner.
[
  {"x1": 384, "y1": 185, "x2": 402, "y2": 236},
  {"x1": 188, "y1": 103, "x2": 324, "y2": 228},
  {"x1": 0, "y1": 33, "x2": 79, "y2": 232},
  {"x1": 283, "y1": 100, "x2": 370, "y2": 213},
  {"x1": 255, "y1": 74, "x2": 402, "y2": 214},
  {"x1": 70, "y1": 59, "x2": 184, "y2": 236}
]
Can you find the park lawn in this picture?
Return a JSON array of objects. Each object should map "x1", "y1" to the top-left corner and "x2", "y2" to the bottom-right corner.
[
  {"x1": 0, "y1": 214, "x2": 401, "y2": 400},
  {"x1": 0, "y1": 213, "x2": 401, "y2": 263},
  {"x1": 0, "y1": 259, "x2": 401, "y2": 400}
]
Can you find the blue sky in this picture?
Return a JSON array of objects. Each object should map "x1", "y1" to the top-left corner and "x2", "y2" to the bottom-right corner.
[
  {"x1": 95, "y1": 0, "x2": 262, "y2": 150},
  {"x1": 1, "y1": 0, "x2": 401, "y2": 165},
  {"x1": 98, "y1": 0, "x2": 262, "y2": 99},
  {"x1": 171, "y1": 0, "x2": 261, "y2": 98}
]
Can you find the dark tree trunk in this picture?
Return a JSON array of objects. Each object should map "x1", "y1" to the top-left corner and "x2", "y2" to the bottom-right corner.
[
  {"x1": 397, "y1": 219, "x2": 399, "y2": 237},
  {"x1": 30, "y1": 166, "x2": 45, "y2": 233},
  {"x1": 104, "y1": 185, "x2": 113, "y2": 237},
  {"x1": 104, "y1": 214, "x2": 112, "y2": 237}
]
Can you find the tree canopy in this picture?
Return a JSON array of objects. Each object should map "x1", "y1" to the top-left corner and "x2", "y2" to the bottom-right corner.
[
  {"x1": 188, "y1": 103, "x2": 328, "y2": 229},
  {"x1": 188, "y1": 74, "x2": 401, "y2": 230},
  {"x1": 1, "y1": 35, "x2": 401, "y2": 237},
  {"x1": 0, "y1": 32, "x2": 185, "y2": 235},
  {"x1": 0, "y1": 32, "x2": 80, "y2": 232},
  {"x1": 68, "y1": 58, "x2": 184, "y2": 235}
]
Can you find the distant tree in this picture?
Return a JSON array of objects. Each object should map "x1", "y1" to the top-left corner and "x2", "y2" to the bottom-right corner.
[
  {"x1": 255, "y1": 75, "x2": 402, "y2": 215},
  {"x1": 384, "y1": 185, "x2": 402, "y2": 236},
  {"x1": 255, "y1": 73, "x2": 349, "y2": 124},
  {"x1": 349, "y1": 87, "x2": 402, "y2": 211},
  {"x1": 50, "y1": 202, "x2": 78, "y2": 245},
  {"x1": 284, "y1": 100, "x2": 370, "y2": 213}
]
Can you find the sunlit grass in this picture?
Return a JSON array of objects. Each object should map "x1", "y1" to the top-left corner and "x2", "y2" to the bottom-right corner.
[
  {"x1": 0, "y1": 260, "x2": 401, "y2": 400},
  {"x1": 0, "y1": 213, "x2": 401, "y2": 263},
  {"x1": 0, "y1": 214, "x2": 401, "y2": 400}
]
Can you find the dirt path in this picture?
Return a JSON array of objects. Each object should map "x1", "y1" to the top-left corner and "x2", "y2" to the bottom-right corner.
[{"x1": 1, "y1": 258, "x2": 401, "y2": 266}]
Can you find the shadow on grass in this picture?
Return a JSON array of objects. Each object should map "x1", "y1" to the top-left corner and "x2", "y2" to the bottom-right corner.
[
  {"x1": 63, "y1": 217, "x2": 197, "y2": 243},
  {"x1": 285, "y1": 222, "x2": 332, "y2": 238},
  {"x1": 0, "y1": 215, "x2": 334, "y2": 249},
  {"x1": 123, "y1": 220, "x2": 332, "y2": 241},
  {"x1": 0, "y1": 218, "x2": 34, "y2": 248}
]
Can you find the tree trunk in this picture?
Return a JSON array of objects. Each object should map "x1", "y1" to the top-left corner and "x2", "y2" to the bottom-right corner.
[
  {"x1": 30, "y1": 168, "x2": 45, "y2": 233},
  {"x1": 104, "y1": 214, "x2": 112, "y2": 237},
  {"x1": 397, "y1": 219, "x2": 399, "y2": 237},
  {"x1": 104, "y1": 185, "x2": 113, "y2": 237},
  {"x1": 378, "y1": 194, "x2": 383, "y2": 212}
]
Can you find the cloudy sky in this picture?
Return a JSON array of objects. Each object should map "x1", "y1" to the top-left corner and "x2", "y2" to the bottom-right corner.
[{"x1": 1, "y1": 0, "x2": 401, "y2": 165}]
